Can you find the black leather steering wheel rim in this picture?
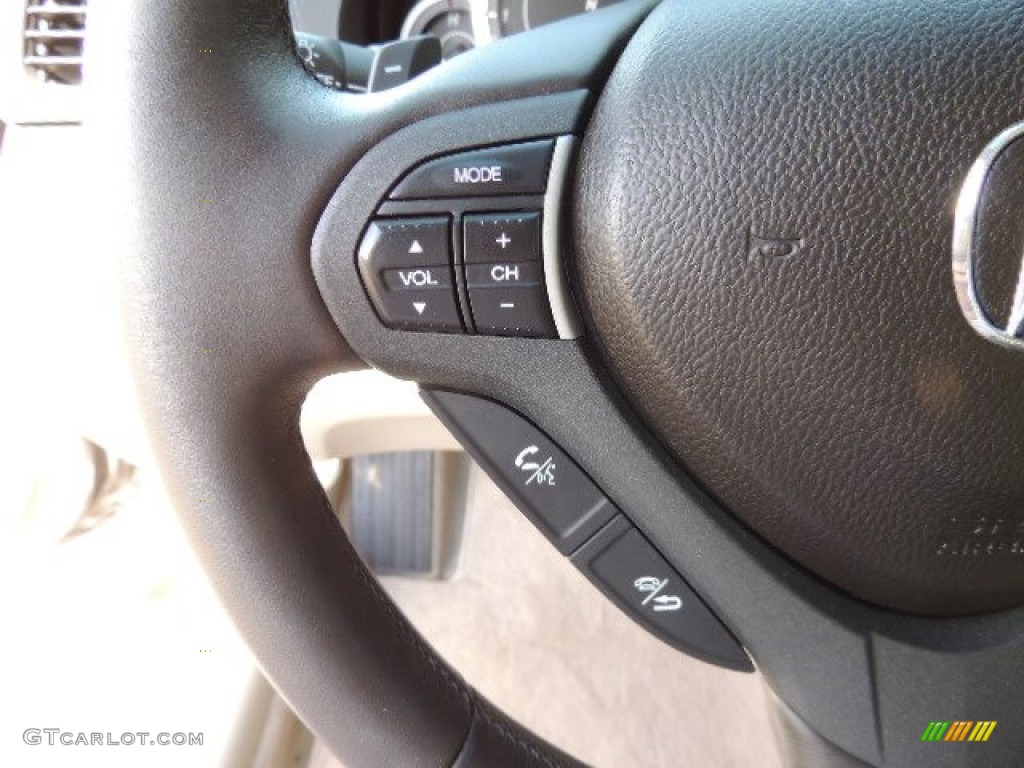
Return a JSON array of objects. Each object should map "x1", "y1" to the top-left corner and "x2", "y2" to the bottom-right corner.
[
  {"x1": 109, "y1": 0, "x2": 1024, "y2": 765},
  {"x1": 109, "y1": 0, "x2": 649, "y2": 764}
]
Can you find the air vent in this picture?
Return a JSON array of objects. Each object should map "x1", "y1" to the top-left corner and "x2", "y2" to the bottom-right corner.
[{"x1": 23, "y1": 0, "x2": 87, "y2": 85}]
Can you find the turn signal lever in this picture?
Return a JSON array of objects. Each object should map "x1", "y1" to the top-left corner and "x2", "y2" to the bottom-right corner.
[{"x1": 294, "y1": 33, "x2": 442, "y2": 93}]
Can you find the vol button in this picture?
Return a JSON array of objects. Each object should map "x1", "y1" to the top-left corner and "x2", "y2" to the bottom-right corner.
[
  {"x1": 357, "y1": 216, "x2": 463, "y2": 333},
  {"x1": 382, "y1": 266, "x2": 453, "y2": 290}
]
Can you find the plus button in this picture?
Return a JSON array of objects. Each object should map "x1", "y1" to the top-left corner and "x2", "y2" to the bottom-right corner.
[{"x1": 496, "y1": 232, "x2": 512, "y2": 249}]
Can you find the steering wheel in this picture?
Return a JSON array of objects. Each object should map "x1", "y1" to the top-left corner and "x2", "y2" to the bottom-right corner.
[{"x1": 108, "y1": 0, "x2": 1024, "y2": 765}]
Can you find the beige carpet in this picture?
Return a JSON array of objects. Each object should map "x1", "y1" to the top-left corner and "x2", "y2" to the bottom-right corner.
[{"x1": 356, "y1": 468, "x2": 781, "y2": 768}]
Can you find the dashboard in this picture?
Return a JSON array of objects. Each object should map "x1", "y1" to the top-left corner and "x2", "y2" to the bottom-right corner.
[
  {"x1": 299, "y1": 0, "x2": 623, "y2": 61},
  {"x1": 289, "y1": 0, "x2": 625, "y2": 92}
]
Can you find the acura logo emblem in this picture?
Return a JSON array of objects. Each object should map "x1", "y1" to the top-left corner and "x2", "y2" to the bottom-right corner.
[{"x1": 953, "y1": 123, "x2": 1024, "y2": 351}]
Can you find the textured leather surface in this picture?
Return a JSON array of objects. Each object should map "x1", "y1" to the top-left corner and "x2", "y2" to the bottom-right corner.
[
  {"x1": 102, "y1": 0, "x2": 654, "y2": 764},
  {"x1": 576, "y1": 0, "x2": 1024, "y2": 616}
]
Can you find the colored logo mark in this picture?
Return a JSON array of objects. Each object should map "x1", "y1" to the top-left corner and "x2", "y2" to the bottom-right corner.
[{"x1": 921, "y1": 721, "x2": 996, "y2": 742}]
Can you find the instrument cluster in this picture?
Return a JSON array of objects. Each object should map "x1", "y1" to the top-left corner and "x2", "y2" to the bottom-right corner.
[{"x1": 402, "y1": 0, "x2": 619, "y2": 60}]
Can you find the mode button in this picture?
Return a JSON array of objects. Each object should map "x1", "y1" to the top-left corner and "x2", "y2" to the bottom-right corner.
[{"x1": 390, "y1": 140, "x2": 554, "y2": 200}]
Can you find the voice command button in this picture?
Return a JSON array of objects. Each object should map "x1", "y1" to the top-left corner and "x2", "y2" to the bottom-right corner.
[{"x1": 572, "y1": 517, "x2": 752, "y2": 671}]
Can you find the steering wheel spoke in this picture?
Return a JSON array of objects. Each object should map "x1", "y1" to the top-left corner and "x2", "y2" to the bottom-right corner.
[{"x1": 106, "y1": 0, "x2": 655, "y2": 765}]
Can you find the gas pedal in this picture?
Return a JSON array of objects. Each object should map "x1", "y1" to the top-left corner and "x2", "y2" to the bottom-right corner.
[{"x1": 337, "y1": 451, "x2": 470, "y2": 579}]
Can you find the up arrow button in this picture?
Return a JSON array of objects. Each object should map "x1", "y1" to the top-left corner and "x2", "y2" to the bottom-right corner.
[{"x1": 389, "y1": 140, "x2": 554, "y2": 200}]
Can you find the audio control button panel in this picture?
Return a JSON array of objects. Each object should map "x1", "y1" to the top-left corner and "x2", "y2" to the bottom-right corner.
[{"x1": 354, "y1": 137, "x2": 581, "y2": 338}]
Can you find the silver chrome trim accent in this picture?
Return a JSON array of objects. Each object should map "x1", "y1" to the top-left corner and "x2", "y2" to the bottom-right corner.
[
  {"x1": 952, "y1": 122, "x2": 1024, "y2": 351},
  {"x1": 543, "y1": 136, "x2": 584, "y2": 339}
]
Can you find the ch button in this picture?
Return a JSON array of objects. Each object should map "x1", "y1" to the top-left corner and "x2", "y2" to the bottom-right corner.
[
  {"x1": 357, "y1": 217, "x2": 463, "y2": 332},
  {"x1": 464, "y1": 212, "x2": 556, "y2": 337}
]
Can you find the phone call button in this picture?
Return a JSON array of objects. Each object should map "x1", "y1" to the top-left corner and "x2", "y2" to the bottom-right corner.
[{"x1": 421, "y1": 389, "x2": 617, "y2": 554}]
